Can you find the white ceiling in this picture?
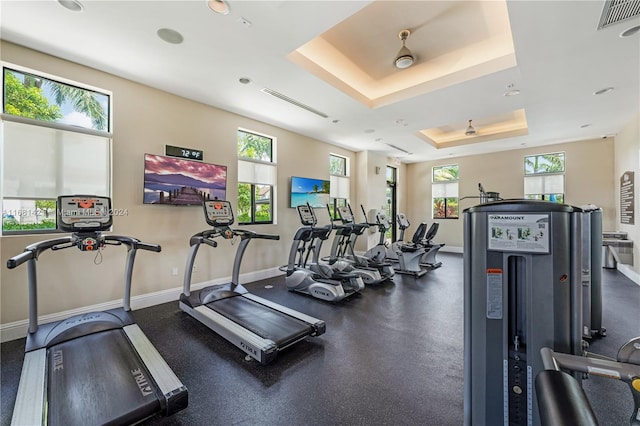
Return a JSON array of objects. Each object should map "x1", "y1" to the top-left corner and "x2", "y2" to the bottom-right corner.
[{"x1": 1, "y1": 0, "x2": 639, "y2": 164}]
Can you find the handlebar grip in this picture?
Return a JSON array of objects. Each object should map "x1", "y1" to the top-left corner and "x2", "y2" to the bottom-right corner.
[
  {"x1": 136, "y1": 242, "x2": 161, "y2": 252},
  {"x1": 202, "y1": 238, "x2": 218, "y2": 248},
  {"x1": 256, "y1": 234, "x2": 280, "y2": 240},
  {"x1": 7, "y1": 250, "x2": 34, "y2": 269}
]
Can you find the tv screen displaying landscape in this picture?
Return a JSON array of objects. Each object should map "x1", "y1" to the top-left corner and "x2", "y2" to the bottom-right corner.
[
  {"x1": 290, "y1": 176, "x2": 330, "y2": 208},
  {"x1": 143, "y1": 153, "x2": 227, "y2": 205}
]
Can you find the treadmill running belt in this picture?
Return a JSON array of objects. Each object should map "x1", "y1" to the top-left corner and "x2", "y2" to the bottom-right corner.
[
  {"x1": 47, "y1": 329, "x2": 161, "y2": 426},
  {"x1": 207, "y1": 296, "x2": 313, "y2": 347}
]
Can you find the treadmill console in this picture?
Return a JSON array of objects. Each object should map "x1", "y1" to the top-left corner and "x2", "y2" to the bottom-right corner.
[
  {"x1": 204, "y1": 200, "x2": 234, "y2": 226},
  {"x1": 57, "y1": 195, "x2": 113, "y2": 232},
  {"x1": 297, "y1": 205, "x2": 317, "y2": 226}
]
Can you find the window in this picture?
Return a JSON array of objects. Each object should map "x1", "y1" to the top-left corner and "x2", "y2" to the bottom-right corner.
[
  {"x1": 329, "y1": 154, "x2": 349, "y2": 217},
  {"x1": 2, "y1": 64, "x2": 112, "y2": 234},
  {"x1": 237, "y1": 129, "x2": 275, "y2": 224},
  {"x1": 386, "y1": 166, "x2": 397, "y2": 241},
  {"x1": 432, "y1": 164, "x2": 459, "y2": 219},
  {"x1": 524, "y1": 152, "x2": 565, "y2": 203}
]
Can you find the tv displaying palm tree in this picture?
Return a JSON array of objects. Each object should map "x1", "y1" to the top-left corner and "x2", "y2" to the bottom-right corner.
[{"x1": 290, "y1": 176, "x2": 330, "y2": 208}]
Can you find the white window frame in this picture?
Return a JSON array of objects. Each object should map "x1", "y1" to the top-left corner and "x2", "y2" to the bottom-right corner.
[
  {"x1": 237, "y1": 128, "x2": 277, "y2": 225},
  {"x1": 1, "y1": 62, "x2": 113, "y2": 235}
]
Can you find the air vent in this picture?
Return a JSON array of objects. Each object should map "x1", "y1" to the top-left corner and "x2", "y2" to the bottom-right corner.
[
  {"x1": 260, "y1": 88, "x2": 328, "y2": 118},
  {"x1": 597, "y1": 0, "x2": 640, "y2": 29},
  {"x1": 385, "y1": 143, "x2": 412, "y2": 155}
]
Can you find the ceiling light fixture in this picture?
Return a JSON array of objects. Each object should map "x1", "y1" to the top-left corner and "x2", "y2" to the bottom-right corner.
[
  {"x1": 620, "y1": 25, "x2": 640, "y2": 38},
  {"x1": 157, "y1": 28, "x2": 184, "y2": 44},
  {"x1": 208, "y1": 0, "x2": 230, "y2": 15},
  {"x1": 395, "y1": 30, "x2": 415, "y2": 69},
  {"x1": 465, "y1": 120, "x2": 477, "y2": 136},
  {"x1": 57, "y1": 0, "x2": 84, "y2": 12}
]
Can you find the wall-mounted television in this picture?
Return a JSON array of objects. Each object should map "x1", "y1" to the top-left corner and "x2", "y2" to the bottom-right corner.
[
  {"x1": 290, "y1": 176, "x2": 330, "y2": 208},
  {"x1": 143, "y1": 153, "x2": 227, "y2": 206}
]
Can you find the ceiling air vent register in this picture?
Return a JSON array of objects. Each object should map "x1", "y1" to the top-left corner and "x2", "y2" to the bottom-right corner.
[{"x1": 597, "y1": 0, "x2": 640, "y2": 29}]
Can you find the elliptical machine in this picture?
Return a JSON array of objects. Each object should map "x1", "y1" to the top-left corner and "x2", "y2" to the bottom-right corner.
[
  {"x1": 363, "y1": 209, "x2": 394, "y2": 264},
  {"x1": 384, "y1": 213, "x2": 430, "y2": 277},
  {"x1": 281, "y1": 203, "x2": 365, "y2": 302},
  {"x1": 338, "y1": 204, "x2": 395, "y2": 281}
]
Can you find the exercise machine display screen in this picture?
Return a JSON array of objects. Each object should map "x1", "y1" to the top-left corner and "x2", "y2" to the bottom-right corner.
[
  {"x1": 377, "y1": 212, "x2": 391, "y2": 228},
  {"x1": 297, "y1": 205, "x2": 316, "y2": 226},
  {"x1": 337, "y1": 206, "x2": 353, "y2": 223},
  {"x1": 204, "y1": 200, "x2": 234, "y2": 226},
  {"x1": 57, "y1": 196, "x2": 113, "y2": 232}
]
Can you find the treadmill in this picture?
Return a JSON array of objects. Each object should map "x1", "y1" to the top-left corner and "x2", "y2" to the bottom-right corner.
[
  {"x1": 179, "y1": 200, "x2": 326, "y2": 364},
  {"x1": 6, "y1": 195, "x2": 188, "y2": 426}
]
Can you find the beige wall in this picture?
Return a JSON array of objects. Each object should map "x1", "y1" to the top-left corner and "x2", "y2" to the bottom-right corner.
[
  {"x1": 614, "y1": 112, "x2": 639, "y2": 281},
  {"x1": 405, "y1": 138, "x2": 616, "y2": 250},
  {"x1": 1, "y1": 41, "x2": 633, "y2": 329},
  {"x1": 0, "y1": 42, "x2": 362, "y2": 325}
]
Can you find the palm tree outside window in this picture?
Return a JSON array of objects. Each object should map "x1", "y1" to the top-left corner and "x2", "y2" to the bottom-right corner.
[{"x1": 2, "y1": 65, "x2": 112, "y2": 234}]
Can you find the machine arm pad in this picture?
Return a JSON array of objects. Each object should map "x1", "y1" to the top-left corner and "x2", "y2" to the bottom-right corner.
[{"x1": 535, "y1": 370, "x2": 598, "y2": 426}]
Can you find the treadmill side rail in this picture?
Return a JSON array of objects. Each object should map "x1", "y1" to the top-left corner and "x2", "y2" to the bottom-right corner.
[
  {"x1": 182, "y1": 302, "x2": 278, "y2": 364},
  {"x1": 124, "y1": 324, "x2": 188, "y2": 416},
  {"x1": 243, "y1": 293, "x2": 326, "y2": 336},
  {"x1": 11, "y1": 349, "x2": 46, "y2": 426}
]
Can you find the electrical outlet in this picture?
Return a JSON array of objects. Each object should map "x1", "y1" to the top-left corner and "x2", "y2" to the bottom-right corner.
[{"x1": 171, "y1": 267, "x2": 178, "y2": 276}]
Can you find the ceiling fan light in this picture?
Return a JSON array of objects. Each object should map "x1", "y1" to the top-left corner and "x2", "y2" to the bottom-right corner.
[
  {"x1": 465, "y1": 120, "x2": 476, "y2": 136},
  {"x1": 395, "y1": 52, "x2": 414, "y2": 69},
  {"x1": 395, "y1": 29, "x2": 415, "y2": 69}
]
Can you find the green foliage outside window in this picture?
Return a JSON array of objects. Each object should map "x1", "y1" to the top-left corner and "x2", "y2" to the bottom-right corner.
[
  {"x1": 3, "y1": 67, "x2": 111, "y2": 234},
  {"x1": 433, "y1": 198, "x2": 459, "y2": 219},
  {"x1": 238, "y1": 130, "x2": 272, "y2": 161},
  {"x1": 524, "y1": 152, "x2": 565, "y2": 203},
  {"x1": 524, "y1": 153, "x2": 565, "y2": 175},
  {"x1": 330, "y1": 154, "x2": 347, "y2": 176},
  {"x1": 237, "y1": 130, "x2": 274, "y2": 224},
  {"x1": 4, "y1": 68, "x2": 109, "y2": 131},
  {"x1": 433, "y1": 164, "x2": 459, "y2": 182},
  {"x1": 432, "y1": 164, "x2": 459, "y2": 219}
]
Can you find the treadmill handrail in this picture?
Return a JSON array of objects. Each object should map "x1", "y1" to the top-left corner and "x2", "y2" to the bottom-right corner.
[
  {"x1": 233, "y1": 228, "x2": 280, "y2": 240},
  {"x1": 6, "y1": 233, "x2": 162, "y2": 333}
]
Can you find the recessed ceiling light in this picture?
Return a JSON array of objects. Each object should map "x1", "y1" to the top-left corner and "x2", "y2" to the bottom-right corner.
[
  {"x1": 208, "y1": 0, "x2": 230, "y2": 15},
  {"x1": 593, "y1": 87, "x2": 614, "y2": 95},
  {"x1": 157, "y1": 28, "x2": 184, "y2": 44},
  {"x1": 332, "y1": 119, "x2": 340, "y2": 124},
  {"x1": 580, "y1": 124, "x2": 592, "y2": 128},
  {"x1": 238, "y1": 77, "x2": 252, "y2": 85},
  {"x1": 58, "y1": 0, "x2": 83, "y2": 12},
  {"x1": 620, "y1": 25, "x2": 640, "y2": 38}
]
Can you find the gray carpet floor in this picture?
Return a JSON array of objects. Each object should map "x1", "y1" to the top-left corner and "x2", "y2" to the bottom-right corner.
[{"x1": 1, "y1": 252, "x2": 638, "y2": 425}]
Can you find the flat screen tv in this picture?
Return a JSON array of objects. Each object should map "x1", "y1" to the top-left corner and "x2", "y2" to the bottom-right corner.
[
  {"x1": 290, "y1": 176, "x2": 330, "y2": 208},
  {"x1": 143, "y1": 153, "x2": 227, "y2": 205}
]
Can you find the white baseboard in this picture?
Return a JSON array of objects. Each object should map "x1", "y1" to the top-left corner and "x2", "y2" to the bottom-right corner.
[
  {"x1": 440, "y1": 246, "x2": 463, "y2": 254},
  {"x1": 0, "y1": 267, "x2": 283, "y2": 343},
  {"x1": 617, "y1": 264, "x2": 640, "y2": 286}
]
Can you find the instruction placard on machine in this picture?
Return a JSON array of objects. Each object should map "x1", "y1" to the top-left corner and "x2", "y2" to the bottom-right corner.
[{"x1": 487, "y1": 214, "x2": 550, "y2": 253}]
